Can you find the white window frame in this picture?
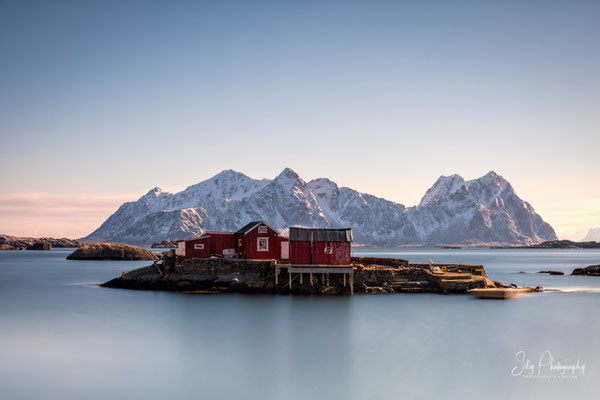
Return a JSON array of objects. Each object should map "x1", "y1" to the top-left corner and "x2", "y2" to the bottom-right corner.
[
  {"x1": 258, "y1": 225, "x2": 268, "y2": 233},
  {"x1": 194, "y1": 243, "x2": 205, "y2": 250},
  {"x1": 257, "y1": 237, "x2": 269, "y2": 252},
  {"x1": 324, "y1": 247, "x2": 332, "y2": 254}
]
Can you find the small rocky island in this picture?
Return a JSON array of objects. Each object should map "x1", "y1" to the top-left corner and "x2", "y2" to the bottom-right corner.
[
  {"x1": 67, "y1": 243, "x2": 160, "y2": 261},
  {"x1": 525, "y1": 240, "x2": 600, "y2": 249},
  {"x1": 26, "y1": 242, "x2": 52, "y2": 251},
  {"x1": 571, "y1": 265, "x2": 600, "y2": 276},
  {"x1": 102, "y1": 254, "x2": 517, "y2": 295}
]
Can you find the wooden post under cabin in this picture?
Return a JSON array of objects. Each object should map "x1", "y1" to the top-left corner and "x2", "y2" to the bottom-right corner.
[
  {"x1": 309, "y1": 230, "x2": 313, "y2": 264},
  {"x1": 275, "y1": 266, "x2": 279, "y2": 285},
  {"x1": 350, "y1": 273, "x2": 354, "y2": 295},
  {"x1": 300, "y1": 273, "x2": 303, "y2": 285},
  {"x1": 289, "y1": 272, "x2": 292, "y2": 290},
  {"x1": 310, "y1": 272, "x2": 313, "y2": 286},
  {"x1": 343, "y1": 273, "x2": 346, "y2": 287}
]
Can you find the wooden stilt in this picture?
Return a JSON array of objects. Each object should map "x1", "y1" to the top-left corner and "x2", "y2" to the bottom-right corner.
[
  {"x1": 343, "y1": 273, "x2": 346, "y2": 287},
  {"x1": 322, "y1": 273, "x2": 324, "y2": 283},
  {"x1": 327, "y1": 273, "x2": 330, "y2": 286},
  {"x1": 300, "y1": 273, "x2": 303, "y2": 285},
  {"x1": 350, "y1": 273, "x2": 354, "y2": 295},
  {"x1": 310, "y1": 272, "x2": 313, "y2": 286},
  {"x1": 289, "y1": 272, "x2": 292, "y2": 290},
  {"x1": 275, "y1": 266, "x2": 279, "y2": 285}
]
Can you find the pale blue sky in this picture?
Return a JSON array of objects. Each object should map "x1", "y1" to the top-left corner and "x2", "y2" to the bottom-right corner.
[{"x1": 0, "y1": 0, "x2": 599, "y2": 237}]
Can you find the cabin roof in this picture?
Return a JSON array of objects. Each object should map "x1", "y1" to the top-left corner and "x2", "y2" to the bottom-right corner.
[
  {"x1": 184, "y1": 232, "x2": 234, "y2": 241},
  {"x1": 289, "y1": 227, "x2": 353, "y2": 242},
  {"x1": 235, "y1": 221, "x2": 277, "y2": 235}
]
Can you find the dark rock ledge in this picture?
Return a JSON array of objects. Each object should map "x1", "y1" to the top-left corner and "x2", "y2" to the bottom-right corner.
[{"x1": 571, "y1": 265, "x2": 600, "y2": 276}]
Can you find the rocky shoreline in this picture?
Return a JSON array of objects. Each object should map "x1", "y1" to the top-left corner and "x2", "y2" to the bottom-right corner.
[{"x1": 101, "y1": 255, "x2": 519, "y2": 295}]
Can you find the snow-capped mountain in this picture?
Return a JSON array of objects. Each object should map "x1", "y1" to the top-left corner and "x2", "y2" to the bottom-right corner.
[
  {"x1": 84, "y1": 168, "x2": 557, "y2": 245},
  {"x1": 583, "y1": 228, "x2": 600, "y2": 242}
]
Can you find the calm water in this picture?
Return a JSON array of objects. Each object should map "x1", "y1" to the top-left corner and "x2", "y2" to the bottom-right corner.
[{"x1": 1, "y1": 248, "x2": 599, "y2": 399}]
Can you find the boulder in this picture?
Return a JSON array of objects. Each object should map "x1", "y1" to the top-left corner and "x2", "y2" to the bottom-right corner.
[
  {"x1": 67, "y1": 243, "x2": 159, "y2": 261},
  {"x1": 26, "y1": 242, "x2": 52, "y2": 251},
  {"x1": 571, "y1": 265, "x2": 600, "y2": 276},
  {"x1": 0, "y1": 244, "x2": 16, "y2": 250},
  {"x1": 538, "y1": 270, "x2": 565, "y2": 275}
]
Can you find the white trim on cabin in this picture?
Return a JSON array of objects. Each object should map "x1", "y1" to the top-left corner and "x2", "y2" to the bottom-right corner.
[
  {"x1": 241, "y1": 221, "x2": 278, "y2": 235},
  {"x1": 257, "y1": 237, "x2": 269, "y2": 252}
]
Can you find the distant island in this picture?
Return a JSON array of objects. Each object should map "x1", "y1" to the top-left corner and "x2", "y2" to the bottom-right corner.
[
  {"x1": 0, "y1": 234, "x2": 83, "y2": 250},
  {"x1": 525, "y1": 240, "x2": 600, "y2": 249}
]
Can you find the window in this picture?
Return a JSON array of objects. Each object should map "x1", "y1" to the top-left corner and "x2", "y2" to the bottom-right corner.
[
  {"x1": 238, "y1": 238, "x2": 242, "y2": 247},
  {"x1": 257, "y1": 237, "x2": 269, "y2": 251},
  {"x1": 194, "y1": 243, "x2": 205, "y2": 250},
  {"x1": 258, "y1": 225, "x2": 267, "y2": 233}
]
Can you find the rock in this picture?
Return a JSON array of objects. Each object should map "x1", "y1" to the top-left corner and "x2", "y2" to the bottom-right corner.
[
  {"x1": 571, "y1": 265, "x2": 600, "y2": 276},
  {"x1": 535, "y1": 286, "x2": 544, "y2": 292},
  {"x1": 0, "y1": 244, "x2": 16, "y2": 250},
  {"x1": 66, "y1": 243, "x2": 159, "y2": 260},
  {"x1": 26, "y1": 242, "x2": 52, "y2": 251},
  {"x1": 538, "y1": 270, "x2": 565, "y2": 275},
  {"x1": 509, "y1": 283, "x2": 518, "y2": 288},
  {"x1": 494, "y1": 281, "x2": 507, "y2": 288}
]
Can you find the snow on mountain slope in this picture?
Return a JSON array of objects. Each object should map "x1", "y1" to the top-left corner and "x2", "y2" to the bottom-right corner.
[
  {"x1": 84, "y1": 169, "x2": 557, "y2": 245},
  {"x1": 583, "y1": 228, "x2": 600, "y2": 242}
]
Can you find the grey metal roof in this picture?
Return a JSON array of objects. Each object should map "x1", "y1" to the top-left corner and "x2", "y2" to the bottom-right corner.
[{"x1": 289, "y1": 227, "x2": 353, "y2": 242}]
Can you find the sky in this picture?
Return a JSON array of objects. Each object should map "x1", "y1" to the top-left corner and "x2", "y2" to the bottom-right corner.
[{"x1": 0, "y1": 0, "x2": 599, "y2": 239}]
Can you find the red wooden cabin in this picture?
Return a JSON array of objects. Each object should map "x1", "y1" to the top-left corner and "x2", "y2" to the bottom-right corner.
[
  {"x1": 181, "y1": 221, "x2": 288, "y2": 260},
  {"x1": 288, "y1": 227, "x2": 353, "y2": 265},
  {"x1": 235, "y1": 221, "x2": 285, "y2": 260},
  {"x1": 184, "y1": 232, "x2": 235, "y2": 259}
]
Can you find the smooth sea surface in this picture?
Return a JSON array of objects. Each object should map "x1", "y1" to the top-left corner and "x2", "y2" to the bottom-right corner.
[{"x1": 1, "y1": 247, "x2": 599, "y2": 399}]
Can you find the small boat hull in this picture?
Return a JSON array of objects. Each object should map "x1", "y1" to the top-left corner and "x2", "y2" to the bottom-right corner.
[{"x1": 469, "y1": 288, "x2": 522, "y2": 299}]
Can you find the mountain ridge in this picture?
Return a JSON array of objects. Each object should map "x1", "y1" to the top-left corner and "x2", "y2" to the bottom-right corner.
[{"x1": 83, "y1": 169, "x2": 557, "y2": 246}]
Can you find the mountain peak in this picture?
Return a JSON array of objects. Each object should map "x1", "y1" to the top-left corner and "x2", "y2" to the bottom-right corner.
[
  {"x1": 419, "y1": 174, "x2": 465, "y2": 206},
  {"x1": 214, "y1": 169, "x2": 248, "y2": 179},
  {"x1": 274, "y1": 167, "x2": 303, "y2": 185},
  {"x1": 145, "y1": 187, "x2": 163, "y2": 196},
  {"x1": 473, "y1": 171, "x2": 509, "y2": 191},
  {"x1": 277, "y1": 167, "x2": 299, "y2": 178},
  {"x1": 308, "y1": 178, "x2": 339, "y2": 195}
]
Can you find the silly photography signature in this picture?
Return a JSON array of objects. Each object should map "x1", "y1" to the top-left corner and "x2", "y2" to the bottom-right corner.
[{"x1": 512, "y1": 351, "x2": 586, "y2": 379}]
